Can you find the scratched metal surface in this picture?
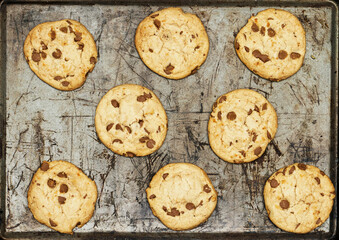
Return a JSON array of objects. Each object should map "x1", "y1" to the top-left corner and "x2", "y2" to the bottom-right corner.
[{"x1": 0, "y1": 0, "x2": 337, "y2": 239}]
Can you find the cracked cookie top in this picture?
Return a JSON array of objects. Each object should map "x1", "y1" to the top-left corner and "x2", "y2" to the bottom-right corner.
[
  {"x1": 24, "y1": 19, "x2": 98, "y2": 90},
  {"x1": 27, "y1": 161, "x2": 97, "y2": 234},
  {"x1": 146, "y1": 163, "x2": 217, "y2": 230},
  {"x1": 95, "y1": 84, "x2": 168, "y2": 157},
  {"x1": 234, "y1": 9, "x2": 306, "y2": 81},
  {"x1": 264, "y1": 163, "x2": 335, "y2": 233},
  {"x1": 135, "y1": 7, "x2": 209, "y2": 79},
  {"x1": 208, "y1": 89, "x2": 278, "y2": 163}
]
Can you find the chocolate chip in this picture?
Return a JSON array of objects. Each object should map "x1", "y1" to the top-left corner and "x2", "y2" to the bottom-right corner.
[
  {"x1": 252, "y1": 50, "x2": 270, "y2": 63},
  {"x1": 295, "y1": 223, "x2": 300, "y2": 229},
  {"x1": 57, "y1": 172, "x2": 67, "y2": 178},
  {"x1": 47, "y1": 179, "x2": 56, "y2": 188},
  {"x1": 164, "y1": 63, "x2": 174, "y2": 75},
  {"x1": 194, "y1": 45, "x2": 200, "y2": 51},
  {"x1": 68, "y1": 26, "x2": 74, "y2": 33},
  {"x1": 186, "y1": 202, "x2": 195, "y2": 210},
  {"x1": 252, "y1": 133, "x2": 258, "y2": 142},
  {"x1": 235, "y1": 40, "x2": 240, "y2": 50},
  {"x1": 151, "y1": 13, "x2": 159, "y2": 18},
  {"x1": 111, "y1": 99, "x2": 119, "y2": 108},
  {"x1": 316, "y1": 218, "x2": 321, "y2": 224},
  {"x1": 40, "y1": 162, "x2": 49, "y2": 171},
  {"x1": 60, "y1": 184, "x2": 68, "y2": 193},
  {"x1": 280, "y1": 199, "x2": 290, "y2": 209},
  {"x1": 248, "y1": 109, "x2": 253, "y2": 115},
  {"x1": 162, "y1": 173, "x2": 169, "y2": 180},
  {"x1": 137, "y1": 95, "x2": 146, "y2": 102},
  {"x1": 267, "y1": 28, "x2": 276, "y2": 37},
  {"x1": 74, "y1": 32, "x2": 82, "y2": 42},
  {"x1": 77, "y1": 42, "x2": 84, "y2": 50},
  {"x1": 149, "y1": 48, "x2": 153, "y2": 52},
  {"x1": 125, "y1": 152, "x2": 135, "y2": 157},
  {"x1": 213, "y1": 102, "x2": 217, "y2": 109},
  {"x1": 54, "y1": 76, "x2": 62, "y2": 81},
  {"x1": 66, "y1": 20, "x2": 73, "y2": 25},
  {"x1": 270, "y1": 179, "x2": 279, "y2": 188},
  {"x1": 167, "y1": 207, "x2": 180, "y2": 217},
  {"x1": 180, "y1": 31, "x2": 183, "y2": 35},
  {"x1": 146, "y1": 139, "x2": 156, "y2": 149},
  {"x1": 162, "y1": 206, "x2": 167, "y2": 212},
  {"x1": 320, "y1": 171, "x2": 325, "y2": 176},
  {"x1": 61, "y1": 81, "x2": 69, "y2": 87},
  {"x1": 281, "y1": 23, "x2": 286, "y2": 28},
  {"x1": 32, "y1": 50, "x2": 41, "y2": 62},
  {"x1": 139, "y1": 136, "x2": 149, "y2": 143},
  {"x1": 154, "y1": 19, "x2": 161, "y2": 29},
  {"x1": 217, "y1": 111, "x2": 222, "y2": 120},
  {"x1": 76, "y1": 222, "x2": 81, "y2": 227},
  {"x1": 278, "y1": 50, "x2": 288, "y2": 60},
  {"x1": 50, "y1": 30, "x2": 56, "y2": 40},
  {"x1": 203, "y1": 184, "x2": 211, "y2": 193},
  {"x1": 52, "y1": 49, "x2": 62, "y2": 59},
  {"x1": 90, "y1": 57, "x2": 96, "y2": 64},
  {"x1": 254, "y1": 147, "x2": 262, "y2": 156},
  {"x1": 291, "y1": 52, "x2": 301, "y2": 59},
  {"x1": 138, "y1": 120, "x2": 144, "y2": 127},
  {"x1": 83, "y1": 194, "x2": 87, "y2": 199},
  {"x1": 227, "y1": 111, "x2": 236, "y2": 120},
  {"x1": 192, "y1": 34, "x2": 195, "y2": 39},
  {"x1": 112, "y1": 139, "x2": 123, "y2": 144},
  {"x1": 144, "y1": 128, "x2": 150, "y2": 134},
  {"x1": 262, "y1": 103, "x2": 267, "y2": 110},
  {"x1": 251, "y1": 23, "x2": 259, "y2": 32},
  {"x1": 297, "y1": 163, "x2": 307, "y2": 170},
  {"x1": 289, "y1": 166, "x2": 296, "y2": 175},
  {"x1": 245, "y1": 46, "x2": 250, "y2": 52},
  {"x1": 267, "y1": 131, "x2": 272, "y2": 140},
  {"x1": 315, "y1": 177, "x2": 320, "y2": 184},
  {"x1": 60, "y1": 27, "x2": 68, "y2": 33},
  {"x1": 40, "y1": 41, "x2": 48, "y2": 50},
  {"x1": 149, "y1": 194, "x2": 156, "y2": 199},
  {"x1": 239, "y1": 150, "x2": 246, "y2": 157},
  {"x1": 49, "y1": 219, "x2": 57, "y2": 227},
  {"x1": 126, "y1": 126, "x2": 132, "y2": 134},
  {"x1": 191, "y1": 66, "x2": 199, "y2": 74},
  {"x1": 260, "y1": 26, "x2": 265, "y2": 36},
  {"x1": 320, "y1": 193, "x2": 324, "y2": 196},
  {"x1": 115, "y1": 124, "x2": 123, "y2": 131},
  {"x1": 254, "y1": 105, "x2": 260, "y2": 112},
  {"x1": 106, "y1": 123, "x2": 114, "y2": 131},
  {"x1": 283, "y1": 167, "x2": 287, "y2": 175},
  {"x1": 219, "y1": 96, "x2": 227, "y2": 103},
  {"x1": 58, "y1": 196, "x2": 66, "y2": 204}
]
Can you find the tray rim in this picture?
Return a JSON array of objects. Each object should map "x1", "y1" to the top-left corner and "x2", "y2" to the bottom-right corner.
[{"x1": 0, "y1": 0, "x2": 338, "y2": 239}]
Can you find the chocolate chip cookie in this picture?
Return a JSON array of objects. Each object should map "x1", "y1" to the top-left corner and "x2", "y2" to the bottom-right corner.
[
  {"x1": 208, "y1": 89, "x2": 278, "y2": 163},
  {"x1": 146, "y1": 163, "x2": 218, "y2": 230},
  {"x1": 235, "y1": 9, "x2": 306, "y2": 81},
  {"x1": 24, "y1": 19, "x2": 97, "y2": 90},
  {"x1": 264, "y1": 163, "x2": 335, "y2": 233},
  {"x1": 135, "y1": 7, "x2": 209, "y2": 79},
  {"x1": 27, "y1": 161, "x2": 98, "y2": 234},
  {"x1": 95, "y1": 84, "x2": 167, "y2": 157}
]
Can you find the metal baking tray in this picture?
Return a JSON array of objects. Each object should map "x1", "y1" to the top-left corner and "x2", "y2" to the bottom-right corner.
[{"x1": 0, "y1": 0, "x2": 338, "y2": 239}]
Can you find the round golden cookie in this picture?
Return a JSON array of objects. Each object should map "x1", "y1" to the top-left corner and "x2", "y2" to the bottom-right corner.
[
  {"x1": 264, "y1": 163, "x2": 336, "y2": 233},
  {"x1": 27, "y1": 161, "x2": 97, "y2": 234},
  {"x1": 95, "y1": 84, "x2": 167, "y2": 157},
  {"x1": 208, "y1": 89, "x2": 278, "y2": 163},
  {"x1": 234, "y1": 9, "x2": 306, "y2": 81},
  {"x1": 24, "y1": 19, "x2": 98, "y2": 90},
  {"x1": 146, "y1": 163, "x2": 218, "y2": 231},
  {"x1": 135, "y1": 7, "x2": 209, "y2": 79}
]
